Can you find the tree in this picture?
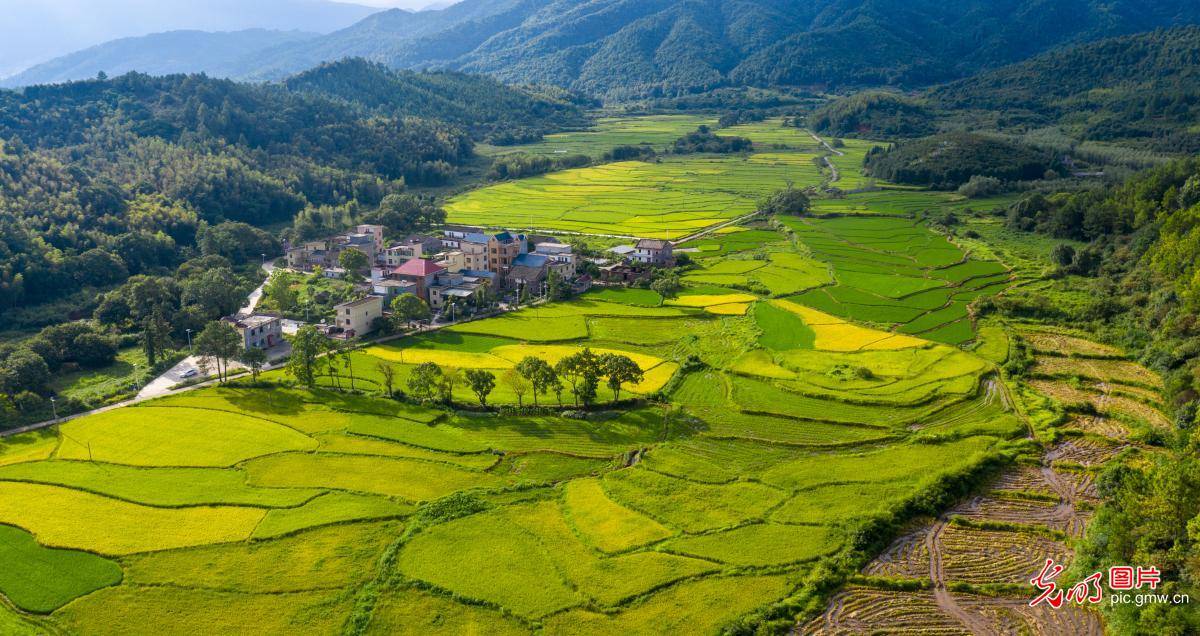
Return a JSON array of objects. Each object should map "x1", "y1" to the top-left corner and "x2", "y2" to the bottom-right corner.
[
  {"x1": 338, "y1": 249, "x2": 370, "y2": 281},
  {"x1": 762, "y1": 187, "x2": 811, "y2": 216},
  {"x1": 194, "y1": 321, "x2": 242, "y2": 382},
  {"x1": 599, "y1": 354, "x2": 644, "y2": 403},
  {"x1": 142, "y1": 310, "x2": 173, "y2": 367},
  {"x1": 408, "y1": 362, "x2": 443, "y2": 401},
  {"x1": 1052, "y1": 243, "x2": 1077, "y2": 268},
  {"x1": 263, "y1": 272, "x2": 298, "y2": 312},
  {"x1": 390, "y1": 294, "x2": 431, "y2": 330},
  {"x1": 0, "y1": 349, "x2": 50, "y2": 394},
  {"x1": 556, "y1": 348, "x2": 601, "y2": 407},
  {"x1": 465, "y1": 369, "x2": 496, "y2": 407},
  {"x1": 287, "y1": 325, "x2": 326, "y2": 388},
  {"x1": 650, "y1": 272, "x2": 682, "y2": 298},
  {"x1": 376, "y1": 362, "x2": 396, "y2": 397},
  {"x1": 180, "y1": 267, "x2": 243, "y2": 318},
  {"x1": 440, "y1": 367, "x2": 463, "y2": 405},
  {"x1": 516, "y1": 356, "x2": 556, "y2": 407},
  {"x1": 71, "y1": 332, "x2": 118, "y2": 368},
  {"x1": 502, "y1": 368, "x2": 532, "y2": 407},
  {"x1": 546, "y1": 269, "x2": 566, "y2": 302},
  {"x1": 364, "y1": 194, "x2": 446, "y2": 235},
  {"x1": 241, "y1": 346, "x2": 267, "y2": 382}
]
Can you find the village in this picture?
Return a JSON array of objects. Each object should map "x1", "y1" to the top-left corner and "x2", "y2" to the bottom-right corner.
[{"x1": 218, "y1": 224, "x2": 677, "y2": 363}]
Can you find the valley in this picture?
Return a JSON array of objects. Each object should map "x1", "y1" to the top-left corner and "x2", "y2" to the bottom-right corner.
[{"x1": 3, "y1": 113, "x2": 1176, "y2": 634}]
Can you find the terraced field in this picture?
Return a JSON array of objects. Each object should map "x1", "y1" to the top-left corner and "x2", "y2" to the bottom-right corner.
[
  {"x1": 780, "y1": 216, "x2": 1012, "y2": 344},
  {"x1": 0, "y1": 253, "x2": 1023, "y2": 633},
  {"x1": 806, "y1": 328, "x2": 1155, "y2": 635}
]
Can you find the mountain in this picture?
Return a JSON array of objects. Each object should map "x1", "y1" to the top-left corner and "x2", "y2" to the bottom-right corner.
[
  {"x1": 0, "y1": 0, "x2": 379, "y2": 80},
  {"x1": 217, "y1": 0, "x2": 1200, "y2": 98},
  {"x1": 929, "y1": 26, "x2": 1200, "y2": 152},
  {"x1": 2, "y1": 30, "x2": 319, "y2": 88},
  {"x1": 17, "y1": 0, "x2": 1200, "y2": 99}
]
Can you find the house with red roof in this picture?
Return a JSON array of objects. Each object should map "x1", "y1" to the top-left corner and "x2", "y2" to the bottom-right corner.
[{"x1": 391, "y1": 258, "x2": 446, "y2": 301}]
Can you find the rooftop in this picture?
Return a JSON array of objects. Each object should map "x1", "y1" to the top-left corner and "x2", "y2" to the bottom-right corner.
[
  {"x1": 335, "y1": 296, "x2": 384, "y2": 310},
  {"x1": 636, "y1": 239, "x2": 672, "y2": 250},
  {"x1": 394, "y1": 258, "x2": 446, "y2": 277},
  {"x1": 513, "y1": 253, "x2": 550, "y2": 268},
  {"x1": 224, "y1": 314, "x2": 279, "y2": 329},
  {"x1": 609, "y1": 245, "x2": 636, "y2": 255}
]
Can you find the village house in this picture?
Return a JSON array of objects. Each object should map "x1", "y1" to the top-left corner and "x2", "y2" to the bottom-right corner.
[
  {"x1": 371, "y1": 278, "x2": 418, "y2": 301},
  {"x1": 286, "y1": 224, "x2": 386, "y2": 271},
  {"x1": 533, "y1": 241, "x2": 577, "y2": 278},
  {"x1": 391, "y1": 258, "x2": 446, "y2": 302},
  {"x1": 633, "y1": 239, "x2": 675, "y2": 266},
  {"x1": 333, "y1": 296, "x2": 384, "y2": 337},
  {"x1": 487, "y1": 231, "x2": 528, "y2": 281},
  {"x1": 427, "y1": 271, "x2": 489, "y2": 311},
  {"x1": 222, "y1": 314, "x2": 282, "y2": 350},
  {"x1": 382, "y1": 234, "x2": 442, "y2": 267},
  {"x1": 509, "y1": 253, "x2": 550, "y2": 294}
]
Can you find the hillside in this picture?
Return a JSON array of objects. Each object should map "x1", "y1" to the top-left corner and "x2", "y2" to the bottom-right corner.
[
  {"x1": 2, "y1": 30, "x2": 319, "y2": 88},
  {"x1": 863, "y1": 132, "x2": 1059, "y2": 188},
  {"x1": 284, "y1": 59, "x2": 589, "y2": 144},
  {"x1": 930, "y1": 26, "x2": 1200, "y2": 152},
  {"x1": 14, "y1": 0, "x2": 1200, "y2": 99},
  {"x1": 0, "y1": 64, "x2": 582, "y2": 315}
]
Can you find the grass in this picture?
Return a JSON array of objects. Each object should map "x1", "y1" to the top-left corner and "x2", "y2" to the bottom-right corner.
[
  {"x1": 0, "y1": 431, "x2": 57, "y2": 467},
  {"x1": 0, "y1": 481, "x2": 264, "y2": 555},
  {"x1": 771, "y1": 482, "x2": 921, "y2": 524},
  {"x1": 562, "y1": 478, "x2": 673, "y2": 553},
  {"x1": 584, "y1": 287, "x2": 663, "y2": 307},
  {"x1": 47, "y1": 346, "x2": 150, "y2": 405},
  {"x1": 0, "y1": 524, "x2": 122, "y2": 613},
  {"x1": 56, "y1": 406, "x2": 317, "y2": 467}
]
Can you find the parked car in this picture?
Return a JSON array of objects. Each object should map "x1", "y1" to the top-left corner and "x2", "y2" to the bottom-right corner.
[{"x1": 180, "y1": 369, "x2": 198, "y2": 379}]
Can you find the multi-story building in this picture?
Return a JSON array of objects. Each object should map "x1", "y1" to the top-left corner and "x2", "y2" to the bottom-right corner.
[
  {"x1": 427, "y1": 271, "x2": 489, "y2": 311},
  {"x1": 222, "y1": 315, "x2": 282, "y2": 350},
  {"x1": 391, "y1": 258, "x2": 446, "y2": 301},
  {"x1": 333, "y1": 296, "x2": 384, "y2": 337},
  {"x1": 487, "y1": 232, "x2": 527, "y2": 281},
  {"x1": 633, "y1": 239, "x2": 675, "y2": 266},
  {"x1": 534, "y1": 242, "x2": 577, "y2": 278},
  {"x1": 382, "y1": 234, "x2": 442, "y2": 267}
]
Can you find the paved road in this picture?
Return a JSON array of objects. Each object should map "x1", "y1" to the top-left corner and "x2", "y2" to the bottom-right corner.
[
  {"x1": 809, "y1": 131, "x2": 844, "y2": 185},
  {"x1": 238, "y1": 261, "x2": 275, "y2": 317}
]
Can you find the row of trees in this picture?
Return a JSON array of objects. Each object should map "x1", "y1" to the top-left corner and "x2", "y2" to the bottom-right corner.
[{"x1": 402, "y1": 348, "x2": 644, "y2": 408}]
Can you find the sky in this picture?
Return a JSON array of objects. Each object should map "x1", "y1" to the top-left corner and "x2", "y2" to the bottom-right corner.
[{"x1": 0, "y1": 0, "x2": 458, "y2": 79}]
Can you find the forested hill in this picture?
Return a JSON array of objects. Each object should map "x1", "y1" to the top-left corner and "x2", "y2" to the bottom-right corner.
[
  {"x1": 930, "y1": 26, "x2": 1200, "y2": 152},
  {"x1": 13, "y1": 0, "x2": 1200, "y2": 100},
  {"x1": 284, "y1": 59, "x2": 590, "y2": 144},
  {"x1": 0, "y1": 66, "x2": 579, "y2": 314}
]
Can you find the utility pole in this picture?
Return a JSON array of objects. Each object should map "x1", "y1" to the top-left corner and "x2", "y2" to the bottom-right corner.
[
  {"x1": 186, "y1": 328, "x2": 193, "y2": 351},
  {"x1": 49, "y1": 396, "x2": 57, "y2": 420}
]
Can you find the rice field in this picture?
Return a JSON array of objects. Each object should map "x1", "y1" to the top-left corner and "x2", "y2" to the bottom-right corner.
[
  {"x1": 446, "y1": 153, "x2": 826, "y2": 238},
  {"x1": 0, "y1": 115, "x2": 1063, "y2": 633}
]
